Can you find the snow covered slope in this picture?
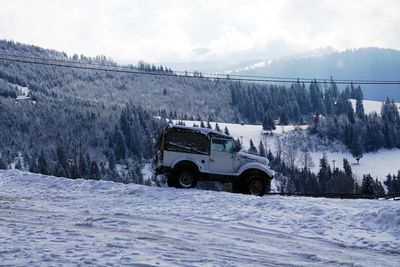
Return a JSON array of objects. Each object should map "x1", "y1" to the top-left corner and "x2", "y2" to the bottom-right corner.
[
  {"x1": 1, "y1": 170, "x2": 399, "y2": 266},
  {"x1": 350, "y1": 99, "x2": 400, "y2": 114}
]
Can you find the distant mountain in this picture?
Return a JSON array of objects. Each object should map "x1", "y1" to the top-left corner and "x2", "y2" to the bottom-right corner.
[
  {"x1": 226, "y1": 47, "x2": 336, "y2": 74},
  {"x1": 227, "y1": 48, "x2": 400, "y2": 101},
  {"x1": 164, "y1": 60, "x2": 231, "y2": 73}
]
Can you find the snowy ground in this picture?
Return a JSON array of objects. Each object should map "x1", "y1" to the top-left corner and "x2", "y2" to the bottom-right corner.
[
  {"x1": 1, "y1": 170, "x2": 399, "y2": 266},
  {"x1": 175, "y1": 120, "x2": 400, "y2": 181},
  {"x1": 308, "y1": 149, "x2": 400, "y2": 181}
]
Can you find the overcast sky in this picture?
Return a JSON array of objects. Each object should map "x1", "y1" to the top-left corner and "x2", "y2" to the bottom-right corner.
[{"x1": 0, "y1": 0, "x2": 399, "y2": 64}]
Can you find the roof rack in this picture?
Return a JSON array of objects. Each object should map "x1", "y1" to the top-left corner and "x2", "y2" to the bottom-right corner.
[{"x1": 166, "y1": 124, "x2": 231, "y2": 139}]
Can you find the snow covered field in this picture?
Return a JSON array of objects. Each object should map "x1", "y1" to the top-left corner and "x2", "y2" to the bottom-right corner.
[
  {"x1": 350, "y1": 99, "x2": 400, "y2": 115},
  {"x1": 175, "y1": 120, "x2": 400, "y2": 181},
  {"x1": 1, "y1": 170, "x2": 399, "y2": 266}
]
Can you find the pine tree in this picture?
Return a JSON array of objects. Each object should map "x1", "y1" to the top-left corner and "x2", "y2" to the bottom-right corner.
[
  {"x1": 224, "y1": 126, "x2": 230, "y2": 135},
  {"x1": 70, "y1": 163, "x2": 80, "y2": 179},
  {"x1": 331, "y1": 159, "x2": 355, "y2": 194},
  {"x1": 235, "y1": 138, "x2": 242, "y2": 151},
  {"x1": 280, "y1": 111, "x2": 289, "y2": 125},
  {"x1": 324, "y1": 90, "x2": 335, "y2": 115},
  {"x1": 79, "y1": 152, "x2": 89, "y2": 179},
  {"x1": 29, "y1": 162, "x2": 38, "y2": 173},
  {"x1": 0, "y1": 158, "x2": 7, "y2": 169},
  {"x1": 258, "y1": 140, "x2": 266, "y2": 157},
  {"x1": 343, "y1": 158, "x2": 352, "y2": 177},
  {"x1": 108, "y1": 151, "x2": 116, "y2": 171},
  {"x1": 38, "y1": 150, "x2": 48, "y2": 175},
  {"x1": 114, "y1": 131, "x2": 127, "y2": 160},
  {"x1": 355, "y1": 90, "x2": 364, "y2": 118},
  {"x1": 215, "y1": 123, "x2": 221, "y2": 132},
  {"x1": 384, "y1": 174, "x2": 393, "y2": 194},
  {"x1": 351, "y1": 137, "x2": 363, "y2": 164},
  {"x1": 309, "y1": 80, "x2": 326, "y2": 114},
  {"x1": 384, "y1": 171, "x2": 400, "y2": 194},
  {"x1": 248, "y1": 139, "x2": 258, "y2": 155},
  {"x1": 262, "y1": 112, "x2": 276, "y2": 134},
  {"x1": 318, "y1": 154, "x2": 332, "y2": 193},
  {"x1": 55, "y1": 133, "x2": 68, "y2": 170},
  {"x1": 372, "y1": 178, "x2": 385, "y2": 196},
  {"x1": 347, "y1": 106, "x2": 355, "y2": 124},
  {"x1": 329, "y1": 76, "x2": 339, "y2": 99},
  {"x1": 90, "y1": 160, "x2": 101, "y2": 180},
  {"x1": 361, "y1": 174, "x2": 374, "y2": 195}
]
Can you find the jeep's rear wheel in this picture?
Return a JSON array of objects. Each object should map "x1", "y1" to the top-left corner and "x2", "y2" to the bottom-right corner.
[
  {"x1": 167, "y1": 175, "x2": 179, "y2": 188},
  {"x1": 178, "y1": 171, "x2": 197, "y2": 188},
  {"x1": 170, "y1": 168, "x2": 198, "y2": 189}
]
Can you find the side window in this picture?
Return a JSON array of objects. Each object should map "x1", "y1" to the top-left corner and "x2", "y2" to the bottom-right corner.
[
  {"x1": 211, "y1": 139, "x2": 234, "y2": 153},
  {"x1": 164, "y1": 131, "x2": 209, "y2": 154},
  {"x1": 211, "y1": 139, "x2": 225, "y2": 152},
  {"x1": 225, "y1": 139, "x2": 234, "y2": 153}
]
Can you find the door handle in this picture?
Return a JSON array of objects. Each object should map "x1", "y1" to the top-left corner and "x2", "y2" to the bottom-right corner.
[{"x1": 210, "y1": 159, "x2": 215, "y2": 162}]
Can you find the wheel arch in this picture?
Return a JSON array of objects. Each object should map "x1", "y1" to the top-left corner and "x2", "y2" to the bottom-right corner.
[
  {"x1": 172, "y1": 159, "x2": 200, "y2": 174},
  {"x1": 239, "y1": 168, "x2": 271, "y2": 181},
  {"x1": 237, "y1": 167, "x2": 273, "y2": 196},
  {"x1": 237, "y1": 163, "x2": 274, "y2": 181}
]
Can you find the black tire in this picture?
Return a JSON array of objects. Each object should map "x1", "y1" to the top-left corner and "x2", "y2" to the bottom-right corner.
[
  {"x1": 167, "y1": 175, "x2": 180, "y2": 188},
  {"x1": 174, "y1": 169, "x2": 198, "y2": 188},
  {"x1": 232, "y1": 179, "x2": 246, "y2": 194},
  {"x1": 245, "y1": 173, "x2": 268, "y2": 196}
]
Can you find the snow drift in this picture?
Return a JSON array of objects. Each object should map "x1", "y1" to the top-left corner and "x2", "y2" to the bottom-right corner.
[{"x1": 0, "y1": 170, "x2": 399, "y2": 266}]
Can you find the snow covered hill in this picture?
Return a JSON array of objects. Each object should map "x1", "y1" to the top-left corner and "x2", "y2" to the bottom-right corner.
[
  {"x1": 349, "y1": 99, "x2": 400, "y2": 115},
  {"x1": 1, "y1": 170, "x2": 399, "y2": 266}
]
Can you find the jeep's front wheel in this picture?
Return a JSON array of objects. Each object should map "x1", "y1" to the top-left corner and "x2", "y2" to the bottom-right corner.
[
  {"x1": 232, "y1": 180, "x2": 246, "y2": 194},
  {"x1": 245, "y1": 174, "x2": 269, "y2": 196}
]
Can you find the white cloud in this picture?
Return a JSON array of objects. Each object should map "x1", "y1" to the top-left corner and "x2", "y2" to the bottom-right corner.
[{"x1": 0, "y1": 0, "x2": 399, "y2": 64}]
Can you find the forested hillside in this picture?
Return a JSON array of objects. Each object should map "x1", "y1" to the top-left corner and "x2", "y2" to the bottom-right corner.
[
  {"x1": 0, "y1": 40, "x2": 399, "y2": 185},
  {"x1": 232, "y1": 79, "x2": 400, "y2": 152},
  {"x1": 0, "y1": 40, "x2": 236, "y2": 121}
]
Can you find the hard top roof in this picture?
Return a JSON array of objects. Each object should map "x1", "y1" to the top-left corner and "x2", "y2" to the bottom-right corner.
[{"x1": 165, "y1": 124, "x2": 232, "y2": 139}]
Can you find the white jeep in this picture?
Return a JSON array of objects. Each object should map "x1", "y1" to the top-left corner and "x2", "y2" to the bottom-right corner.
[{"x1": 155, "y1": 124, "x2": 274, "y2": 196}]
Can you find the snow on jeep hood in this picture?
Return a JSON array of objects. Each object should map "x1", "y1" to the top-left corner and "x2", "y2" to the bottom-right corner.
[{"x1": 238, "y1": 152, "x2": 269, "y2": 165}]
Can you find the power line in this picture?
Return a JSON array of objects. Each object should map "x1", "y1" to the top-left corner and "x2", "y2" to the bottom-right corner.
[
  {"x1": 1, "y1": 52, "x2": 397, "y2": 84},
  {"x1": 1, "y1": 53, "x2": 400, "y2": 85}
]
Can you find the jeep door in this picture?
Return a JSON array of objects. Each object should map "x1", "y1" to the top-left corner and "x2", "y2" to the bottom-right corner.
[{"x1": 209, "y1": 138, "x2": 235, "y2": 173}]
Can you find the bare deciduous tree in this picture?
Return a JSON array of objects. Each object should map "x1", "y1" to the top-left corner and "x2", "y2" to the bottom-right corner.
[
  {"x1": 297, "y1": 149, "x2": 315, "y2": 171},
  {"x1": 282, "y1": 136, "x2": 299, "y2": 170}
]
